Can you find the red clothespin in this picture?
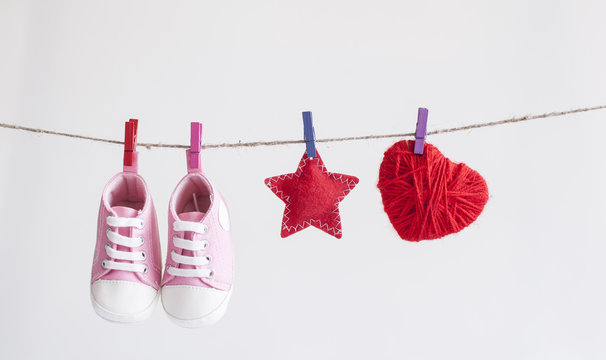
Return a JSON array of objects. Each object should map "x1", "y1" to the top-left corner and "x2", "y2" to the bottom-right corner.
[
  {"x1": 414, "y1": 108, "x2": 428, "y2": 155},
  {"x1": 123, "y1": 119, "x2": 138, "y2": 172},
  {"x1": 187, "y1": 122, "x2": 203, "y2": 171}
]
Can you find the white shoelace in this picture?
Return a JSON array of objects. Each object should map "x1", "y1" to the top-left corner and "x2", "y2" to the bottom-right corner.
[
  {"x1": 167, "y1": 220, "x2": 213, "y2": 278},
  {"x1": 102, "y1": 216, "x2": 147, "y2": 273}
]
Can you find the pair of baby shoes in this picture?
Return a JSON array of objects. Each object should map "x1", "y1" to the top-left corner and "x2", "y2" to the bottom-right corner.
[{"x1": 90, "y1": 120, "x2": 233, "y2": 328}]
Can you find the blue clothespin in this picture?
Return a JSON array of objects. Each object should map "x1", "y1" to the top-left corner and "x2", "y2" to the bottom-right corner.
[
  {"x1": 414, "y1": 107, "x2": 428, "y2": 155},
  {"x1": 302, "y1": 111, "x2": 316, "y2": 158}
]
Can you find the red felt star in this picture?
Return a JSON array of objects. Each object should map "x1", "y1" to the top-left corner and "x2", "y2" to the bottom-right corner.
[{"x1": 265, "y1": 151, "x2": 359, "y2": 238}]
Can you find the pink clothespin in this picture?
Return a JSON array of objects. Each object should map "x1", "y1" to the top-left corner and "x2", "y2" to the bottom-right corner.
[
  {"x1": 123, "y1": 119, "x2": 138, "y2": 172},
  {"x1": 414, "y1": 108, "x2": 428, "y2": 155},
  {"x1": 187, "y1": 122, "x2": 203, "y2": 171}
]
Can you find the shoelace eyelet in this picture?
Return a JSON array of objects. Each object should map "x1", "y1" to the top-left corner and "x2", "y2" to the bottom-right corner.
[
  {"x1": 142, "y1": 265, "x2": 148, "y2": 273},
  {"x1": 202, "y1": 241, "x2": 209, "y2": 250},
  {"x1": 207, "y1": 270, "x2": 214, "y2": 279},
  {"x1": 136, "y1": 220, "x2": 145, "y2": 230},
  {"x1": 139, "y1": 236, "x2": 145, "y2": 246},
  {"x1": 105, "y1": 228, "x2": 111, "y2": 237},
  {"x1": 206, "y1": 255, "x2": 212, "y2": 264},
  {"x1": 101, "y1": 259, "x2": 107, "y2": 269},
  {"x1": 141, "y1": 251, "x2": 147, "y2": 260}
]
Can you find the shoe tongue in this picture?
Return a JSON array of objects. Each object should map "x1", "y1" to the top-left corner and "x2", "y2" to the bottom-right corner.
[
  {"x1": 178, "y1": 211, "x2": 206, "y2": 222},
  {"x1": 111, "y1": 206, "x2": 139, "y2": 218}
]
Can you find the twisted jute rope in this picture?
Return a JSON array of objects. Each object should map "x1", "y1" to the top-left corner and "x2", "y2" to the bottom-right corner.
[{"x1": 1, "y1": 104, "x2": 605, "y2": 150}]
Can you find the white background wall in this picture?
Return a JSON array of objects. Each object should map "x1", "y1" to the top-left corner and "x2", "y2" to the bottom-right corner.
[{"x1": 1, "y1": 1, "x2": 606, "y2": 359}]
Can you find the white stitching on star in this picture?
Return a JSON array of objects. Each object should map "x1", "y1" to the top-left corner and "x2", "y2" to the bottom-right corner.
[{"x1": 265, "y1": 156, "x2": 358, "y2": 236}]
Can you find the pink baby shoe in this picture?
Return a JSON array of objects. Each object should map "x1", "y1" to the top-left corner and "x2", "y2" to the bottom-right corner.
[
  {"x1": 90, "y1": 119, "x2": 162, "y2": 323},
  {"x1": 161, "y1": 122, "x2": 234, "y2": 328}
]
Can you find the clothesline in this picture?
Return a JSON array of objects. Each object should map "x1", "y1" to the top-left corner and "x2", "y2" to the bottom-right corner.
[{"x1": 1, "y1": 104, "x2": 605, "y2": 149}]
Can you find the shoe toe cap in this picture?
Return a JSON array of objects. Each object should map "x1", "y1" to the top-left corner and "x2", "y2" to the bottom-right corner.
[
  {"x1": 161, "y1": 285, "x2": 229, "y2": 321},
  {"x1": 91, "y1": 280, "x2": 158, "y2": 315}
]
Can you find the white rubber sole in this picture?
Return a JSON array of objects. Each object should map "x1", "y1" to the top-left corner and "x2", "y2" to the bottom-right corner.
[
  {"x1": 164, "y1": 287, "x2": 233, "y2": 328},
  {"x1": 90, "y1": 289, "x2": 159, "y2": 323}
]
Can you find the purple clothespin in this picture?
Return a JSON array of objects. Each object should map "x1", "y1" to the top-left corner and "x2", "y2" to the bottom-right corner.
[
  {"x1": 302, "y1": 111, "x2": 316, "y2": 158},
  {"x1": 189, "y1": 122, "x2": 202, "y2": 170},
  {"x1": 414, "y1": 107, "x2": 428, "y2": 155}
]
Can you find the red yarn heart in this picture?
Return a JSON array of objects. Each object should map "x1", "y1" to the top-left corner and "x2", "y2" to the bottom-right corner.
[{"x1": 378, "y1": 140, "x2": 488, "y2": 241}]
